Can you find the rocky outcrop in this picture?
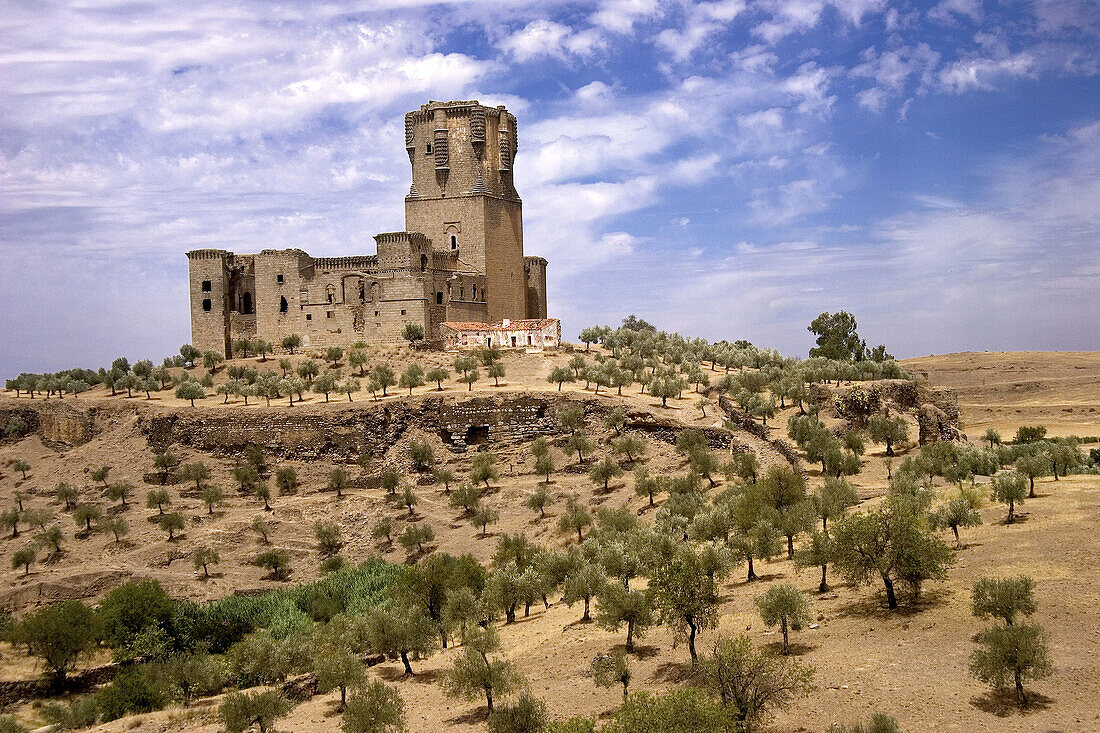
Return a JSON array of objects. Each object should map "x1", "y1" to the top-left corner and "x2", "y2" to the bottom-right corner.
[{"x1": 812, "y1": 379, "x2": 962, "y2": 444}]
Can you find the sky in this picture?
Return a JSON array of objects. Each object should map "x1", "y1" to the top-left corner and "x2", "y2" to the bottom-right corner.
[{"x1": 1, "y1": 0, "x2": 1098, "y2": 376}]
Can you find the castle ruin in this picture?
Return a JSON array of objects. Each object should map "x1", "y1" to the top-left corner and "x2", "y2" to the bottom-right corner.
[{"x1": 187, "y1": 100, "x2": 548, "y2": 355}]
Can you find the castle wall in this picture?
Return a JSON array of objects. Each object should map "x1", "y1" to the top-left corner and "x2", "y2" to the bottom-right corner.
[
  {"x1": 187, "y1": 250, "x2": 231, "y2": 355},
  {"x1": 187, "y1": 100, "x2": 545, "y2": 352}
]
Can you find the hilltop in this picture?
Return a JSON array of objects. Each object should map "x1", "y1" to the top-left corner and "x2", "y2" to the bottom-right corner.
[{"x1": 0, "y1": 346, "x2": 1096, "y2": 733}]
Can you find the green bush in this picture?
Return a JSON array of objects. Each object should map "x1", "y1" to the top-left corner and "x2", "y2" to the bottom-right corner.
[
  {"x1": 95, "y1": 667, "x2": 168, "y2": 721},
  {"x1": 38, "y1": 696, "x2": 99, "y2": 730}
]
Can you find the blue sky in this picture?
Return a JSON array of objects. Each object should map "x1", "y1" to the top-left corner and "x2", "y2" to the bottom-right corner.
[{"x1": 2, "y1": 0, "x2": 1098, "y2": 375}]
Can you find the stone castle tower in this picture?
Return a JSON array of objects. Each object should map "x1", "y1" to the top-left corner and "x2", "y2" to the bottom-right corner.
[{"x1": 187, "y1": 100, "x2": 549, "y2": 356}]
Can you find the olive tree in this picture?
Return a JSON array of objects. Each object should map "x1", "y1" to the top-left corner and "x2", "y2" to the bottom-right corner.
[
  {"x1": 15, "y1": 600, "x2": 100, "y2": 683},
  {"x1": 342, "y1": 680, "x2": 405, "y2": 733},
  {"x1": 596, "y1": 583, "x2": 654, "y2": 652},
  {"x1": 970, "y1": 623, "x2": 1053, "y2": 707},
  {"x1": 441, "y1": 627, "x2": 523, "y2": 715},
  {"x1": 972, "y1": 576, "x2": 1036, "y2": 626},
  {"x1": 697, "y1": 634, "x2": 814, "y2": 733},
  {"x1": 220, "y1": 690, "x2": 292, "y2": 733},
  {"x1": 830, "y1": 501, "x2": 953, "y2": 609},
  {"x1": 651, "y1": 549, "x2": 719, "y2": 664},
  {"x1": 991, "y1": 471, "x2": 1027, "y2": 523},
  {"x1": 755, "y1": 584, "x2": 813, "y2": 655}
]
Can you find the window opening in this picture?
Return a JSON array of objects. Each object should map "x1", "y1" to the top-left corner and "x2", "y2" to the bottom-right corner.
[
  {"x1": 201, "y1": 280, "x2": 211, "y2": 292},
  {"x1": 279, "y1": 296, "x2": 288, "y2": 313},
  {"x1": 202, "y1": 299, "x2": 211, "y2": 312}
]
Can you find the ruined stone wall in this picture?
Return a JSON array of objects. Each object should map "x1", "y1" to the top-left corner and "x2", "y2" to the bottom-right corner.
[{"x1": 187, "y1": 250, "x2": 231, "y2": 355}]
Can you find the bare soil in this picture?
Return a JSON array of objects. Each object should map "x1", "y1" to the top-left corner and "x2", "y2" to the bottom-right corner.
[{"x1": 0, "y1": 349, "x2": 1097, "y2": 732}]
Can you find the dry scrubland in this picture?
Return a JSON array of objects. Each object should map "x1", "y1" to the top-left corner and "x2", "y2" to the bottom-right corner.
[{"x1": 0, "y1": 348, "x2": 1097, "y2": 732}]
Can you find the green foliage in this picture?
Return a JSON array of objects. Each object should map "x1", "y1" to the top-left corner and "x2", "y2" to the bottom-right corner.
[
  {"x1": 755, "y1": 584, "x2": 813, "y2": 654},
  {"x1": 315, "y1": 645, "x2": 366, "y2": 710},
  {"x1": 548, "y1": 366, "x2": 575, "y2": 390},
  {"x1": 15, "y1": 600, "x2": 100, "y2": 681},
  {"x1": 192, "y1": 546, "x2": 220, "y2": 577},
  {"x1": 39, "y1": 696, "x2": 100, "y2": 730},
  {"x1": 831, "y1": 501, "x2": 954, "y2": 609},
  {"x1": 365, "y1": 601, "x2": 436, "y2": 676},
  {"x1": 969, "y1": 623, "x2": 1053, "y2": 706},
  {"x1": 220, "y1": 690, "x2": 293, "y2": 733},
  {"x1": 591, "y1": 649, "x2": 632, "y2": 697},
  {"x1": 342, "y1": 679, "x2": 406, "y2": 733},
  {"x1": 328, "y1": 467, "x2": 351, "y2": 498},
  {"x1": 12, "y1": 544, "x2": 36, "y2": 574},
  {"x1": 972, "y1": 576, "x2": 1037, "y2": 626},
  {"x1": 930, "y1": 495, "x2": 983, "y2": 548},
  {"x1": 426, "y1": 366, "x2": 450, "y2": 389},
  {"x1": 604, "y1": 688, "x2": 743, "y2": 733},
  {"x1": 314, "y1": 521, "x2": 344, "y2": 558},
  {"x1": 158, "y1": 511, "x2": 185, "y2": 540},
  {"x1": 470, "y1": 453, "x2": 499, "y2": 488},
  {"x1": 473, "y1": 505, "x2": 500, "y2": 536},
  {"x1": 96, "y1": 667, "x2": 168, "y2": 721},
  {"x1": 408, "y1": 439, "x2": 435, "y2": 471},
  {"x1": 565, "y1": 432, "x2": 595, "y2": 463},
  {"x1": 589, "y1": 454, "x2": 625, "y2": 491},
  {"x1": 557, "y1": 496, "x2": 592, "y2": 543},
  {"x1": 1014, "y1": 426, "x2": 1047, "y2": 444},
  {"x1": 651, "y1": 548, "x2": 719, "y2": 663},
  {"x1": 488, "y1": 694, "x2": 547, "y2": 733},
  {"x1": 398, "y1": 523, "x2": 435, "y2": 555},
  {"x1": 596, "y1": 583, "x2": 654, "y2": 652},
  {"x1": 990, "y1": 471, "x2": 1027, "y2": 522},
  {"x1": 175, "y1": 380, "x2": 205, "y2": 405},
  {"x1": 867, "y1": 414, "x2": 909, "y2": 456},
  {"x1": 808, "y1": 311, "x2": 867, "y2": 361},
  {"x1": 402, "y1": 322, "x2": 425, "y2": 341},
  {"x1": 525, "y1": 485, "x2": 555, "y2": 517},
  {"x1": 442, "y1": 627, "x2": 523, "y2": 714},
  {"x1": 697, "y1": 634, "x2": 815, "y2": 732},
  {"x1": 256, "y1": 549, "x2": 291, "y2": 579}
]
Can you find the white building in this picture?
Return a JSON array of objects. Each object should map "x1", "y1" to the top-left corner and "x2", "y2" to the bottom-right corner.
[{"x1": 440, "y1": 318, "x2": 561, "y2": 351}]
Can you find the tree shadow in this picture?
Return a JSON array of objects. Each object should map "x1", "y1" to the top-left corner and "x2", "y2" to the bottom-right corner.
[
  {"x1": 834, "y1": 587, "x2": 952, "y2": 620},
  {"x1": 762, "y1": 640, "x2": 815, "y2": 657},
  {"x1": 446, "y1": 707, "x2": 489, "y2": 725},
  {"x1": 626, "y1": 643, "x2": 660, "y2": 659},
  {"x1": 650, "y1": 660, "x2": 694, "y2": 683},
  {"x1": 970, "y1": 688, "x2": 1053, "y2": 717}
]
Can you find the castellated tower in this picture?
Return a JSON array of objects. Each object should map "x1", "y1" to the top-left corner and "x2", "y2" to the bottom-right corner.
[
  {"x1": 403, "y1": 101, "x2": 527, "y2": 325},
  {"x1": 186, "y1": 100, "x2": 549, "y2": 357}
]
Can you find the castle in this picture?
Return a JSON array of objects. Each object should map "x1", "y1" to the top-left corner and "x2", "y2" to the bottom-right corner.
[{"x1": 187, "y1": 100, "x2": 550, "y2": 356}]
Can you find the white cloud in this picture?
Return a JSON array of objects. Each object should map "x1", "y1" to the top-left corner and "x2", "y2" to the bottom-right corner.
[
  {"x1": 498, "y1": 19, "x2": 604, "y2": 62},
  {"x1": 928, "y1": 0, "x2": 983, "y2": 24},
  {"x1": 752, "y1": 0, "x2": 884, "y2": 45},
  {"x1": 655, "y1": 0, "x2": 747, "y2": 62},
  {"x1": 850, "y1": 43, "x2": 941, "y2": 111},
  {"x1": 938, "y1": 52, "x2": 1034, "y2": 92},
  {"x1": 590, "y1": 0, "x2": 664, "y2": 33}
]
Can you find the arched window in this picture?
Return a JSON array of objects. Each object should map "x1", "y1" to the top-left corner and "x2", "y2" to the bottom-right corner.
[
  {"x1": 450, "y1": 234, "x2": 458, "y2": 250},
  {"x1": 421, "y1": 254, "x2": 428, "y2": 272},
  {"x1": 370, "y1": 282, "x2": 380, "y2": 302},
  {"x1": 358, "y1": 280, "x2": 365, "y2": 302},
  {"x1": 242, "y1": 292, "x2": 253, "y2": 314},
  {"x1": 279, "y1": 296, "x2": 288, "y2": 313}
]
